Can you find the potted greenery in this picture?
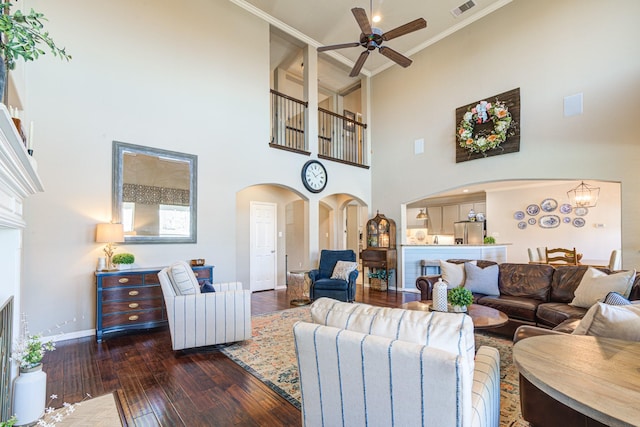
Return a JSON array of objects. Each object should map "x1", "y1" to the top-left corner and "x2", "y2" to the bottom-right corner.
[
  {"x1": 0, "y1": 2, "x2": 72, "y2": 100},
  {"x1": 367, "y1": 268, "x2": 388, "y2": 291},
  {"x1": 447, "y1": 286, "x2": 473, "y2": 312},
  {"x1": 484, "y1": 236, "x2": 496, "y2": 244},
  {"x1": 112, "y1": 252, "x2": 135, "y2": 270}
]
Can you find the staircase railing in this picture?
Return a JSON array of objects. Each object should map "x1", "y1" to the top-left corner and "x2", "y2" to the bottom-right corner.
[{"x1": 270, "y1": 89, "x2": 308, "y2": 153}]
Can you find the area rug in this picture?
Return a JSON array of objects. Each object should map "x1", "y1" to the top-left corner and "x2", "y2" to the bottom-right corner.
[
  {"x1": 47, "y1": 392, "x2": 123, "y2": 426},
  {"x1": 221, "y1": 307, "x2": 528, "y2": 426}
]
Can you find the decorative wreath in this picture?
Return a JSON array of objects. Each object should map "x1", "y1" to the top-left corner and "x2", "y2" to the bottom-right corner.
[{"x1": 457, "y1": 100, "x2": 513, "y2": 154}]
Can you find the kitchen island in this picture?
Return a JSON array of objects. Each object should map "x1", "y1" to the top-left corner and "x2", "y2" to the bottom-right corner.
[{"x1": 401, "y1": 244, "x2": 509, "y2": 292}]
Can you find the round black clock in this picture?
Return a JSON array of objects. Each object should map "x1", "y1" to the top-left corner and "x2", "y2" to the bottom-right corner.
[{"x1": 301, "y1": 160, "x2": 327, "y2": 193}]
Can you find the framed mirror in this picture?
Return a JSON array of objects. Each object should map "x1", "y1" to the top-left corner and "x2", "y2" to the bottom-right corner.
[{"x1": 112, "y1": 141, "x2": 197, "y2": 244}]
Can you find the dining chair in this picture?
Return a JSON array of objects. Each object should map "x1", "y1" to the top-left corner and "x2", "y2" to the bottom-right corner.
[
  {"x1": 545, "y1": 247, "x2": 578, "y2": 265},
  {"x1": 608, "y1": 249, "x2": 622, "y2": 270},
  {"x1": 527, "y1": 248, "x2": 541, "y2": 263}
]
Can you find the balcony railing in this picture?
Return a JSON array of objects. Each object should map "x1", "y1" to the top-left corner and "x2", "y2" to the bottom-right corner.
[
  {"x1": 318, "y1": 108, "x2": 367, "y2": 167},
  {"x1": 270, "y1": 89, "x2": 308, "y2": 153},
  {"x1": 270, "y1": 90, "x2": 368, "y2": 168}
]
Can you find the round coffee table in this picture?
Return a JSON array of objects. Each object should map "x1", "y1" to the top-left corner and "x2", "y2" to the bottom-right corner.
[{"x1": 401, "y1": 301, "x2": 508, "y2": 329}]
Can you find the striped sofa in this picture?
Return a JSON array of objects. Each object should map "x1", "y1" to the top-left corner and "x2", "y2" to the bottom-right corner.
[
  {"x1": 293, "y1": 298, "x2": 500, "y2": 427},
  {"x1": 158, "y1": 264, "x2": 251, "y2": 350}
]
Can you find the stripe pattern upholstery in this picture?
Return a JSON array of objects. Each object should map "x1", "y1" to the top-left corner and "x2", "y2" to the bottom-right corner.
[
  {"x1": 298, "y1": 298, "x2": 500, "y2": 427},
  {"x1": 158, "y1": 268, "x2": 251, "y2": 350}
]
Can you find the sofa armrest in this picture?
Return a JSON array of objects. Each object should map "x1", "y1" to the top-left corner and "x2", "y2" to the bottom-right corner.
[
  {"x1": 308, "y1": 269, "x2": 320, "y2": 282},
  {"x1": 513, "y1": 325, "x2": 566, "y2": 343},
  {"x1": 415, "y1": 274, "x2": 441, "y2": 300},
  {"x1": 471, "y1": 346, "x2": 501, "y2": 427}
]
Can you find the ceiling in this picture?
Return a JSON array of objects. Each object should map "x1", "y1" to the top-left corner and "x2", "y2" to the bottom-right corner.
[{"x1": 232, "y1": 0, "x2": 513, "y2": 93}]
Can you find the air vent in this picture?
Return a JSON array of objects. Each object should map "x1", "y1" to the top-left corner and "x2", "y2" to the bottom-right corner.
[{"x1": 451, "y1": 0, "x2": 476, "y2": 17}]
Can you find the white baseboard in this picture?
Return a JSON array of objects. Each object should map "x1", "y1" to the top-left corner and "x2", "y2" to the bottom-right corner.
[{"x1": 44, "y1": 328, "x2": 95, "y2": 343}]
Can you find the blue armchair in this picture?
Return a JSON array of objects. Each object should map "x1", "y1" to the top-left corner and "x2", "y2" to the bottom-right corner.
[{"x1": 309, "y1": 249, "x2": 359, "y2": 302}]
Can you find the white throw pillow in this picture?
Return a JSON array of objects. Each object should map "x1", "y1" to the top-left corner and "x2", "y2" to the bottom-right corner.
[
  {"x1": 169, "y1": 261, "x2": 200, "y2": 295},
  {"x1": 330, "y1": 261, "x2": 358, "y2": 280},
  {"x1": 440, "y1": 260, "x2": 476, "y2": 289},
  {"x1": 570, "y1": 267, "x2": 636, "y2": 308},
  {"x1": 572, "y1": 302, "x2": 640, "y2": 341},
  {"x1": 464, "y1": 262, "x2": 500, "y2": 296}
]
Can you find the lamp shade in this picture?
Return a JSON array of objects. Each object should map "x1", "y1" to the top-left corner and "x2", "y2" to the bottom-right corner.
[
  {"x1": 567, "y1": 181, "x2": 600, "y2": 208},
  {"x1": 416, "y1": 209, "x2": 428, "y2": 219},
  {"x1": 96, "y1": 223, "x2": 125, "y2": 243}
]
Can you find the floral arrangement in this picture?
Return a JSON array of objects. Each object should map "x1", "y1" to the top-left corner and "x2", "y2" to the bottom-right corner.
[
  {"x1": 457, "y1": 100, "x2": 513, "y2": 154},
  {"x1": 448, "y1": 286, "x2": 473, "y2": 308},
  {"x1": 1, "y1": 393, "x2": 92, "y2": 427},
  {"x1": 11, "y1": 315, "x2": 55, "y2": 370}
]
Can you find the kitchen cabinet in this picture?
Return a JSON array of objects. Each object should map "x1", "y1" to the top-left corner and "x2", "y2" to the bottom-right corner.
[
  {"x1": 459, "y1": 202, "x2": 486, "y2": 221},
  {"x1": 427, "y1": 205, "x2": 457, "y2": 235},
  {"x1": 407, "y1": 207, "x2": 428, "y2": 229}
]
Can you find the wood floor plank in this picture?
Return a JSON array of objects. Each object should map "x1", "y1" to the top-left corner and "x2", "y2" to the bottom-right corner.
[{"x1": 42, "y1": 286, "x2": 420, "y2": 426}]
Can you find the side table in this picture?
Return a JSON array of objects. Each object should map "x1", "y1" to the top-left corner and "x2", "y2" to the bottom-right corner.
[{"x1": 287, "y1": 270, "x2": 311, "y2": 306}]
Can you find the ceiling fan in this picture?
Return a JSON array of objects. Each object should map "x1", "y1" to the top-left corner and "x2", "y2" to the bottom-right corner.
[{"x1": 318, "y1": 7, "x2": 427, "y2": 77}]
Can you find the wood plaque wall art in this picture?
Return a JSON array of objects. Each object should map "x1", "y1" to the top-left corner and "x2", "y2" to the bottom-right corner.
[{"x1": 455, "y1": 88, "x2": 520, "y2": 163}]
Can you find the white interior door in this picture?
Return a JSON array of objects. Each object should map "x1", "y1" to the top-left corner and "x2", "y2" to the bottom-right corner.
[{"x1": 250, "y1": 201, "x2": 277, "y2": 292}]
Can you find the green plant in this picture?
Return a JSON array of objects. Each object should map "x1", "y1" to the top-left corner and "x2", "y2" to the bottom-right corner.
[
  {"x1": 1, "y1": 416, "x2": 16, "y2": 427},
  {"x1": 0, "y1": 2, "x2": 72, "y2": 70},
  {"x1": 12, "y1": 319, "x2": 55, "y2": 370},
  {"x1": 448, "y1": 286, "x2": 473, "y2": 307},
  {"x1": 484, "y1": 236, "x2": 496, "y2": 244},
  {"x1": 367, "y1": 269, "x2": 388, "y2": 280},
  {"x1": 112, "y1": 253, "x2": 135, "y2": 265}
]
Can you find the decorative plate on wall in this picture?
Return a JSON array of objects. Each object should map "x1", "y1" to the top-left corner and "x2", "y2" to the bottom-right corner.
[
  {"x1": 526, "y1": 204, "x2": 540, "y2": 216},
  {"x1": 514, "y1": 211, "x2": 525, "y2": 220},
  {"x1": 518, "y1": 221, "x2": 527, "y2": 229},
  {"x1": 539, "y1": 215, "x2": 561, "y2": 228},
  {"x1": 574, "y1": 207, "x2": 589, "y2": 216},
  {"x1": 540, "y1": 198, "x2": 558, "y2": 212},
  {"x1": 559, "y1": 203, "x2": 573, "y2": 214},
  {"x1": 573, "y1": 218, "x2": 586, "y2": 228},
  {"x1": 563, "y1": 217, "x2": 571, "y2": 223},
  {"x1": 528, "y1": 218, "x2": 536, "y2": 225}
]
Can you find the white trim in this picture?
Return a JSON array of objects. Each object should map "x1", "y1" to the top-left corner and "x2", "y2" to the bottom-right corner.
[{"x1": 44, "y1": 328, "x2": 95, "y2": 343}]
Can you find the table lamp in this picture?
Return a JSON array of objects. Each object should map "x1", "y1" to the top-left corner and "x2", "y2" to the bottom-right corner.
[{"x1": 96, "y1": 223, "x2": 125, "y2": 271}]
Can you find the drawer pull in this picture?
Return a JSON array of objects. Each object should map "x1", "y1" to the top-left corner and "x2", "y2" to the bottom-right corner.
[
  {"x1": 128, "y1": 290, "x2": 139, "y2": 296},
  {"x1": 118, "y1": 278, "x2": 129, "y2": 284},
  {"x1": 128, "y1": 315, "x2": 139, "y2": 321},
  {"x1": 128, "y1": 303, "x2": 139, "y2": 309}
]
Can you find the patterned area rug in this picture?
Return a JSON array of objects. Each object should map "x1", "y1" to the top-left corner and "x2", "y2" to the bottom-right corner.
[{"x1": 221, "y1": 306, "x2": 529, "y2": 426}]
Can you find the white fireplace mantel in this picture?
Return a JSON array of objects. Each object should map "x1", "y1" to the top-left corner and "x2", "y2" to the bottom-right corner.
[{"x1": 0, "y1": 104, "x2": 44, "y2": 229}]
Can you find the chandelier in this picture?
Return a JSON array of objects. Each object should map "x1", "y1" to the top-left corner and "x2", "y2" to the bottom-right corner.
[{"x1": 567, "y1": 181, "x2": 600, "y2": 208}]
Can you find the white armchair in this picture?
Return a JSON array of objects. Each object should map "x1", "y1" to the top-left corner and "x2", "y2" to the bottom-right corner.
[
  {"x1": 294, "y1": 298, "x2": 500, "y2": 427},
  {"x1": 158, "y1": 262, "x2": 251, "y2": 350}
]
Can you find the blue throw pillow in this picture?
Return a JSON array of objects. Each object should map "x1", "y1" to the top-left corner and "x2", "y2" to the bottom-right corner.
[
  {"x1": 463, "y1": 262, "x2": 500, "y2": 296},
  {"x1": 200, "y1": 280, "x2": 215, "y2": 293},
  {"x1": 603, "y1": 291, "x2": 630, "y2": 306}
]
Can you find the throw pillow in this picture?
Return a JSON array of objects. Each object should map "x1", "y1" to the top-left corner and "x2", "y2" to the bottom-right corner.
[
  {"x1": 570, "y1": 267, "x2": 636, "y2": 308},
  {"x1": 440, "y1": 260, "x2": 476, "y2": 289},
  {"x1": 169, "y1": 261, "x2": 200, "y2": 295},
  {"x1": 200, "y1": 280, "x2": 216, "y2": 293},
  {"x1": 572, "y1": 302, "x2": 640, "y2": 341},
  {"x1": 463, "y1": 262, "x2": 500, "y2": 296},
  {"x1": 330, "y1": 261, "x2": 358, "y2": 280},
  {"x1": 603, "y1": 291, "x2": 630, "y2": 306}
]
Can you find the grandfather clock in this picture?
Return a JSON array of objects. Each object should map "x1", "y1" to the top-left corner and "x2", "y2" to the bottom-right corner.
[{"x1": 361, "y1": 211, "x2": 397, "y2": 292}]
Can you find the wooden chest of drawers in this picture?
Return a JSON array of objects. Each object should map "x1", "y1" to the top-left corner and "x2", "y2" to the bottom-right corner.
[{"x1": 95, "y1": 265, "x2": 213, "y2": 341}]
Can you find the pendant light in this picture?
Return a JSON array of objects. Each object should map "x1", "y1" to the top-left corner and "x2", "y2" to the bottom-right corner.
[{"x1": 567, "y1": 181, "x2": 600, "y2": 208}]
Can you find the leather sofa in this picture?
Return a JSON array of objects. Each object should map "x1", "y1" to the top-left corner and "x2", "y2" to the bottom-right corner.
[{"x1": 416, "y1": 260, "x2": 640, "y2": 337}]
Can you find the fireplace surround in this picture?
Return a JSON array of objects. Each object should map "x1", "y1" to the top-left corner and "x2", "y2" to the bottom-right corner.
[{"x1": 0, "y1": 104, "x2": 44, "y2": 420}]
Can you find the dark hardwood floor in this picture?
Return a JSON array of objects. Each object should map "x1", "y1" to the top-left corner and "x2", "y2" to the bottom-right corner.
[{"x1": 43, "y1": 285, "x2": 421, "y2": 426}]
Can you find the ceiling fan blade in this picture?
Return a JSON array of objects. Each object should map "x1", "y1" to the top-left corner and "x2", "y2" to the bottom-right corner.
[
  {"x1": 317, "y1": 42, "x2": 361, "y2": 52},
  {"x1": 382, "y1": 18, "x2": 427, "y2": 42},
  {"x1": 349, "y1": 50, "x2": 370, "y2": 77},
  {"x1": 351, "y1": 7, "x2": 372, "y2": 36},
  {"x1": 378, "y1": 46, "x2": 412, "y2": 68}
]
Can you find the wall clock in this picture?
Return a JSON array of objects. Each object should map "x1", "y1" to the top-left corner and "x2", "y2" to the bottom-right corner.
[{"x1": 301, "y1": 160, "x2": 327, "y2": 193}]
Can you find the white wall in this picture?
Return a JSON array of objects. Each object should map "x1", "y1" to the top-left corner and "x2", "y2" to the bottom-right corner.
[
  {"x1": 20, "y1": 0, "x2": 370, "y2": 335},
  {"x1": 486, "y1": 181, "x2": 620, "y2": 264},
  {"x1": 370, "y1": 0, "x2": 640, "y2": 271}
]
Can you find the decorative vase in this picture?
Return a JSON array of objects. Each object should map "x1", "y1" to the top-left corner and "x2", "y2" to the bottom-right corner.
[
  {"x1": 12, "y1": 364, "x2": 46, "y2": 426},
  {"x1": 452, "y1": 305, "x2": 467, "y2": 313},
  {"x1": 432, "y1": 278, "x2": 448, "y2": 312}
]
